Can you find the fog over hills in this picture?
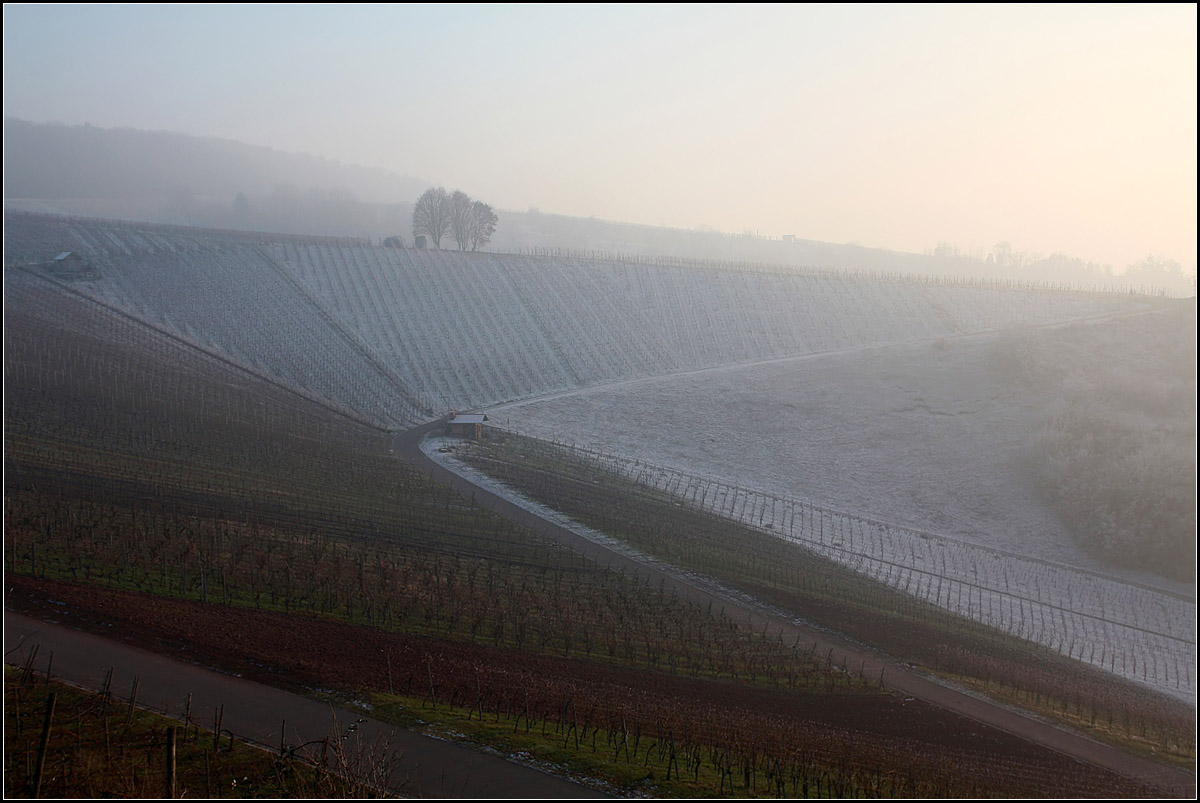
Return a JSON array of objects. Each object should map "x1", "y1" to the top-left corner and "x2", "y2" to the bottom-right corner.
[
  {"x1": 6, "y1": 119, "x2": 1192, "y2": 295},
  {"x1": 4, "y1": 6, "x2": 1194, "y2": 788}
]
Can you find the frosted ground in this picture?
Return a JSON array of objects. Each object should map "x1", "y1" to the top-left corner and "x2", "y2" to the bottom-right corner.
[
  {"x1": 489, "y1": 332, "x2": 1182, "y2": 590},
  {"x1": 486, "y1": 331, "x2": 1195, "y2": 700}
]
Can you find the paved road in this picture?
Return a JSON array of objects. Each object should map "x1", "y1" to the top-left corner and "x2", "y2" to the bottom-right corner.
[
  {"x1": 4, "y1": 612, "x2": 600, "y2": 799},
  {"x1": 396, "y1": 419, "x2": 1196, "y2": 797}
]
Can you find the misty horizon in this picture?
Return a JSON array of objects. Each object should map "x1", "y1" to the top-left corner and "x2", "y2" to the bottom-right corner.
[
  {"x1": 3, "y1": 4, "x2": 1195, "y2": 279},
  {"x1": 2, "y1": 116, "x2": 1194, "y2": 297}
]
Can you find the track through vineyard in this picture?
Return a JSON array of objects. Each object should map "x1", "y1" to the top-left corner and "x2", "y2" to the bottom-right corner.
[{"x1": 393, "y1": 421, "x2": 1195, "y2": 795}]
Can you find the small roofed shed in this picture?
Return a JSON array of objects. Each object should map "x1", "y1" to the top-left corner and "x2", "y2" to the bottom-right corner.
[
  {"x1": 47, "y1": 251, "x2": 98, "y2": 279},
  {"x1": 53, "y1": 251, "x2": 86, "y2": 273},
  {"x1": 447, "y1": 412, "x2": 488, "y2": 439}
]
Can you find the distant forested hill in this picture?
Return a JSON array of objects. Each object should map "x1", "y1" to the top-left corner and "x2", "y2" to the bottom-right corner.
[{"x1": 3, "y1": 118, "x2": 429, "y2": 203}]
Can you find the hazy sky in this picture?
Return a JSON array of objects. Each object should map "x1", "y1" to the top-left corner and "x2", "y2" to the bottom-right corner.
[{"x1": 4, "y1": 4, "x2": 1196, "y2": 273}]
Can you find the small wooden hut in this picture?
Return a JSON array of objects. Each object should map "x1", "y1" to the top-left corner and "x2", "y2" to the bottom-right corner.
[{"x1": 446, "y1": 412, "x2": 488, "y2": 439}]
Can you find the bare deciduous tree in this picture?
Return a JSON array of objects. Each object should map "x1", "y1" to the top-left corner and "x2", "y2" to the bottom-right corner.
[
  {"x1": 448, "y1": 190, "x2": 474, "y2": 250},
  {"x1": 469, "y1": 201, "x2": 498, "y2": 251},
  {"x1": 412, "y1": 187, "x2": 450, "y2": 248}
]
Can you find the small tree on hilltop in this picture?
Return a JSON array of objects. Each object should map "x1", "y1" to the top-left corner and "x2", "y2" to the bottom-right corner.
[
  {"x1": 448, "y1": 189, "x2": 474, "y2": 250},
  {"x1": 412, "y1": 187, "x2": 450, "y2": 248},
  {"x1": 469, "y1": 201, "x2": 497, "y2": 251}
]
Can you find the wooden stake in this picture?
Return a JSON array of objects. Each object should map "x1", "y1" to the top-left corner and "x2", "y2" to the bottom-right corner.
[
  {"x1": 32, "y1": 691, "x2": 56, "y2": 798},
  {"x1": 165, "y1": 726, "x2": 177, "y2": 799},
  {"x1": 183, "y1": 693, "x2": 192, "y2": 743},
  {"x1": 126, "y1": 676, "x2": 140, "y2": 725}
]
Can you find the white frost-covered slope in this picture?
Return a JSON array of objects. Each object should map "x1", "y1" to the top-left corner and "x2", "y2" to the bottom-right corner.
[
  {"x1": 8, "y1": 213, "x2": 1139, "y2": 427},
  {"x1": 489, "y1": 334, "x2": 1196, "y2": 701}
]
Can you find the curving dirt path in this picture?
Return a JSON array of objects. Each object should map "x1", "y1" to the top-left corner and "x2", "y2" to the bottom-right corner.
[
  {"x1": 394, "y1": 419, "x2": 1196, "y2": 797},
  {"x1": 3, "y1": 611, "x2": 601, "y2": 799}
]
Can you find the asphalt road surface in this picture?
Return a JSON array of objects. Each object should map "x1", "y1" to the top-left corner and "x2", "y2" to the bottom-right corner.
[{"x1": 4, "y1": 611, "x2": 601, "y2": 799}]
